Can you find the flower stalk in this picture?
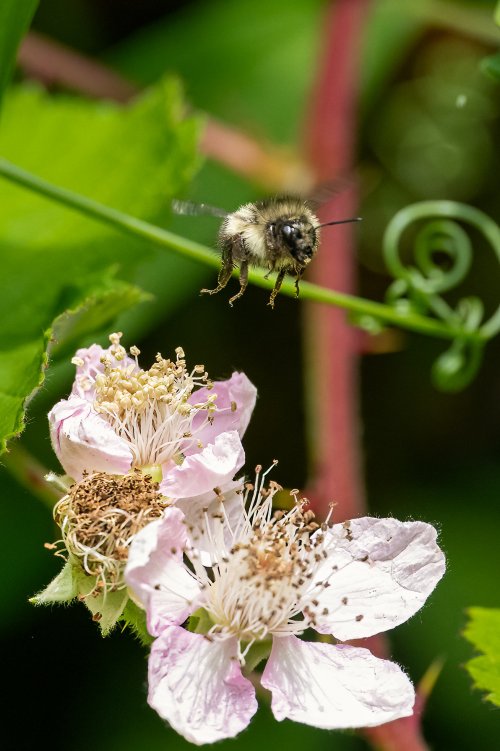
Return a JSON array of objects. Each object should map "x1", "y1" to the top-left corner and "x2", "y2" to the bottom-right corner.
[{"x1": 0, "y1": 157, "x2": 487, "y2": 343}]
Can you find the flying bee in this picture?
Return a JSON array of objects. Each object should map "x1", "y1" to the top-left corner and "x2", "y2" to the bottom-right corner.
[{"x1": 173, "y1": 197, "x2": 361, "y2": 308}]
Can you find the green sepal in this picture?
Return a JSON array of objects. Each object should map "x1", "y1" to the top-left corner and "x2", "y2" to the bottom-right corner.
[
  {"x1": 31, "y1": 557, "x2": 132, "y2": 636},
  {"x1": 75, "y1": 570, "x2": 129, "y2": 636},
  {"x1": 187, "y1": 607, "x2": 214, "y2": 634},
  {"x1": 120, "y1": 599, "x2": 154, "y2": 647},
  {"x1": 29, "y1": 559, "x2": 77, "y2": 605},
  {"x1": 243, "y1": 639, "x2": 272, "y2": 673}
]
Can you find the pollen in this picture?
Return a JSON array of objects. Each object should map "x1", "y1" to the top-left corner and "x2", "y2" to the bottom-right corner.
[
  {"x1": 92, "y1": 333, "x2": 215, "y2": 468},
  {"x1": 197, "y1": 474, "x2": 328, "y2": 648},
  {"x1": 54, "y1": 469, "x2": 167, "y2": 592}
]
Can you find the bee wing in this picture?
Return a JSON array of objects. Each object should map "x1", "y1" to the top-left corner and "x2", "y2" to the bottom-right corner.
[
  {"x1": 307, "y1": 174, "x2": 356, "y2": 211},
  {"x1": 171, "y1": 199, "x2": 229, "y2": 219}
]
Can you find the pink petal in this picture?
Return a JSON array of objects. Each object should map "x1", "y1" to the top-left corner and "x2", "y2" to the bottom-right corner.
[
  {"x1": 188, "y1": 372, "x2": 257, "y2": 451},
  {"x1": 70, "y1": 343, "x2": 135, "y2": 400},
  {"x1": 70, "y1": 344, "x2": 106, "y2": 400},
  {"x1": 125, "y1": 508, "x2": 202, "y2": 635},
  {"x1": 309, "y1": 517, "x2": 445, "y2": 641},
  {"x1": 175, "y1": 480, "x2": 245, "y2": 566},
  {"x1": 148, "y1": 626, "x2": 257, "y2": 744},
  {"x1": 48, "y1": 397, "x2": 133, "y2": 481},
  {"x1": 160, "y1": 430, "x2": 245, "y2": 500},
  {"x1": 261, "y1": 636, "x2": 414, "y2": 729}
]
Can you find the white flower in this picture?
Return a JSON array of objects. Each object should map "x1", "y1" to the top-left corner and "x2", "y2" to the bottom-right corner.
[
  {"x1": 48, "y1": 333, "x2": 256, "y2": 498},
  {"x1": 37, "y1": 334, "x2": 257, "y2": 631},
  {"x1": 125, "y1": 472, "x2": 446, "y2": 744}
]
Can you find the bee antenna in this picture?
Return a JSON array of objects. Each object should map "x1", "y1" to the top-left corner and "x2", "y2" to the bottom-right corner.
[{"x1": 319, "y1": 217, "x2": 362, "y2": 228}]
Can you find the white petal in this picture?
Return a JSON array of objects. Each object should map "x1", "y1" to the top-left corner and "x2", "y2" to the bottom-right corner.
[
  {"x1": 48, "y1": 397, "x2": 133, "y2": 480},
  {"x1": 175, "y1": 480, "x2": 245, "y2": 566},
  {"x1": 125, "y1": 508, "x2": 201, "y2": 635},
  {"x1": 261, "y1": 636, "x2": 414, "y2": 729},
  {"x1": 309, "y1": 517, "x2": 445, "y2": 640},
  {"x1": 148, "y1": 626, "x2": 257, "y2": 744},
  {"x1": 160, "y1": 430, "x2": 245, "y2": 500}
]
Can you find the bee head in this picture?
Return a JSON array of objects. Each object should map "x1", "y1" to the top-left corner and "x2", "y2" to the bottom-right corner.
[{"x1": 276, "y1": 219, "x2": 318, "y2": 267}]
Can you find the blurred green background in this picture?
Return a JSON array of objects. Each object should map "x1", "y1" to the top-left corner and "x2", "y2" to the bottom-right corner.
[{"x1": 2, "y1": 0, "x2": 500, "y2": 749}]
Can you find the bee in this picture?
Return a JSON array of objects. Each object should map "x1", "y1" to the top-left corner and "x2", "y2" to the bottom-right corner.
[{"x1": 173, "y1": 197, "x2": 361, "y2": 308}]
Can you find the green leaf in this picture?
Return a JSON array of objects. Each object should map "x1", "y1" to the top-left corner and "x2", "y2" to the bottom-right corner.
[
  {"x1": 30, "y1": 559, "x2": 77, "y2": 605},
  {"x1": 464, "y1": 607, "x2": 500, "y2": 706},
  {"x1": 49, "y1": 268, "x2": 151, "y2": 362},
  {"x1": 0, "y1": 0, "x2": 38, "y2": 106},
  {"x1": 107, "y1": 0, "x2": 323, "y2": 145},
  {"x1": 0, "y1": 79, "x2": 201, "y2": 454},
  {"x1": 480, "y1": 52, "x2": 500, "y2": 82},
  {"x1": 495, "y1": 0, "x2": 500, "y2": 26}
]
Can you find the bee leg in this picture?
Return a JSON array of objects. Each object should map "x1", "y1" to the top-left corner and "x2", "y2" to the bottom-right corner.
[
  {"x1": 294, "y1": 271, "x2": 304, "y2": 298},
  {"x1": 200, "y1": 246, "x2": 234, "y2": 296},
  {"x1": 263, "y1": 262, "x2": 276, "y2": 280},
  {"x1": 268, "y1": 268, "x2": 286, "y2": 309},
  {"x1": 228, "y1": 259, "x2": 249, "y2": 306}
]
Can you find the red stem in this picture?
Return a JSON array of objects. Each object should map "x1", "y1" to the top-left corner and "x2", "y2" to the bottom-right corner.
[
  {"x1": 302, "y1": 3, "x2": 429, "y2": 750},
  {"x1": 302, "y1": 0, "x2": 368, "y2": 522},
  {"x1": 18, "y1": 31, "x2": 138, "y2": 102},
  {"x1": 18, "y1": 32, "x2": 309, "y2": 192}
]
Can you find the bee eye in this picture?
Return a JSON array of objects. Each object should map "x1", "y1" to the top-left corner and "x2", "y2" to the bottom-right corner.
[{"x1": 282, "y1": 224, "x2": 294, "y2": 237}]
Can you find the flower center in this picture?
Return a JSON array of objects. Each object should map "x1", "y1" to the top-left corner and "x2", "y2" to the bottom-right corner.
[
  {"x1": 54, "y1": 469, "x2": 167, "y2": 592},
  {"x1": 93, "y1": 335, "x2": 216, "y2": 469},
  {"x1": 191, "y1": 473, "x2": 326, "y2": 648}
]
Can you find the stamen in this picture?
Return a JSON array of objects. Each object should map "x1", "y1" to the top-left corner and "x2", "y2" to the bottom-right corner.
[
  {"x1": 178, "y1": 465, "x2": 335, "y2": 661},
  {"x1": 92, "y1": 333, "x2": 216, "y2": 468},
  {"x1": 54, "y1": 469, "x2": 166, "y2": 593}
]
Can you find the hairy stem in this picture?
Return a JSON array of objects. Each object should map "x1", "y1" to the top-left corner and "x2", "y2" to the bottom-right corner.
[
  {"x1": 0, "y1": 157, "x2": 483, "y2": 343},
  {"x1": 302, "y1": 0, "x2": 369, "y2": 521},
  {"x1": 303, "y1": 2, "x2": 429, "y2": 750},
  {"x1": 2, "y1": 443, "x2": 59, "y2": 510}
]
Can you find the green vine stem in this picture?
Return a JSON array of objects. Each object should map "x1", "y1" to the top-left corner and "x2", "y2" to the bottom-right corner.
[
  {"x1": 383, "y1": 200, "x2": 500, "y2": 389},
  {"x1": 0, "y1": 158, "x2": 493, "y2": 347}
]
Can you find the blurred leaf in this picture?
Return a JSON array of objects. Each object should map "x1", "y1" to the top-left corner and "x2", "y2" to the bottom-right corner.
[
  {"x1": 464, "y1": 607, "x2": 500, "y2": 706},
  {"x1": 107, "y1": 0, "x2": 323, "y2": 145},
  {"x1": 496, "y1": 0, "x2": 500, "y2": 26},
  {"x1": 50, "y1": 269, "x2": 151, "y2": 361},
  {"x1": 481, "y1": 51, "x2": 500, "y2": 81},
  {"x1": 360, "y1": 0, "x2": 426, "y2": 116},
  {"x1": 0, "y1": 0, "x2": 38, "y2": 106},
  {"x1": 107, "y1": 0, "x2": 431, "y2": 144},
  {"x1": 0, "y1": 79, "x2": 201, "y2": 454}
]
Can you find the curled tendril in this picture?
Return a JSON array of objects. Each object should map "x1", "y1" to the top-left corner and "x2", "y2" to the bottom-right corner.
[{"x1": 383, "y1": 201, "x2": 500, "y2": 391}]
